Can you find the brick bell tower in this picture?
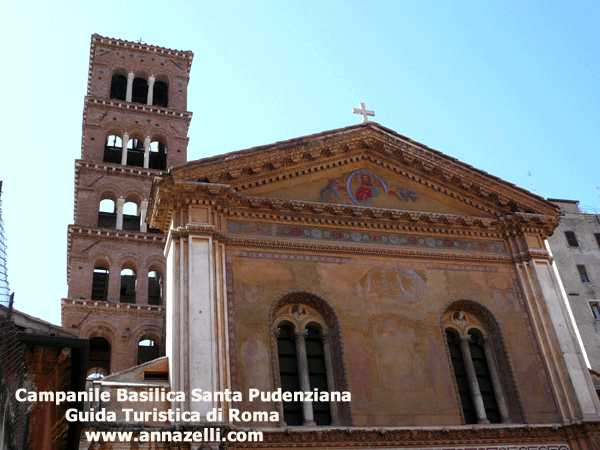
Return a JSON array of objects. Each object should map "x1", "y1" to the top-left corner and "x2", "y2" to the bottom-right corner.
[{"x1": 61, "y1": 35, "x2": 193, "y2": 376}]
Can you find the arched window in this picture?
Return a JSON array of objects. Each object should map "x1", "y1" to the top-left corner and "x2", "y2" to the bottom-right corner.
[
  {"x1": 272, "y1": 297, "x2": 350, "y2": 426},
  {"x1": 120, "y1": 267, "x2": 136, "y2": 303},
  {"x1": 131, "y1": 77, "x2": 148, "y2": 104},
  {"x1": 148, "y1": 139, "x2": 167, "y2": 170},
  {"x1": 126, "y1": 137, "x2": 145, "y2": 168},
  {"x1": 443, "y1": 304, "x2": 519, "y2": 424},
  {"x1": 98, "y1": 198, "x2": 116, "y2": 228},
  {"x1": 148, "y1": 269, "x2": 163, "y2": 305},
  {"x1": 276, "y1": 324, "x2": 302, "y2": 425},
  {"x1": 103, "y1": 134, "x2": 123, "y2": 164},
  {"x1": 153, "y1": 80, "x2": 168, "y2": 107},
  {"x1": 110, "y1": 74, "x2": 127, "y2": 100},
  {"x1": 122, "y1": 201, "x2": 140, "y2": 231},
  {"x1": 137, "y1": 336, "x2": 161, "y2": 365},
  {"x1": 91, "y1": 265, "x2": 109, "y2": 301},
  {"x1": 87, "y1": 337, "x2": 111, "y2": 377}
]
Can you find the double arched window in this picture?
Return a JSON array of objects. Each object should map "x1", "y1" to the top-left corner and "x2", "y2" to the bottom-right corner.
[
  {"x1": 443, "y1": 303, "x2": 521, "y2": 424},
  {"x1": 272, "y1": 294, "x2": 351, "y2": 426}
]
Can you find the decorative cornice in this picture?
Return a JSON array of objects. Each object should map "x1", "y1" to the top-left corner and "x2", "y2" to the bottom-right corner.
[
  {"x1": 159, "y1": 123, "x2": 558, "y2": 219},
  {"x1": 82, "y1": 97, "x2": 193, "y2": 144},
  {"x1": 148, "y1": 180, "x2": 558, "y2": 238},
  {"x1": 68, "y1": 225, "x2": 165, "y2": 244},
  {"x1": 84, "y1": 96, "x2": 193, "y2": 120},
  {"x1": 86, "y1": 421, "x2": 600, "y2": 448},
  {"x1": 225, "y1": 238, "x2": 514, "y2": 264},
  {"x1": 61, "y1": 298, "x2": 165, "y2": 317},
  {"x1": 88, "y1": 35, "x2": 193, "y2": 99},
  {"x1": 91, "y1": 34, "x2": 193, "y2": 64},
  {"x1": 75, "y1": 159, "x2": 163, "y2": 180},
  {"x1": 66, "y1": 225, "x2": 165, "y2": 282}
]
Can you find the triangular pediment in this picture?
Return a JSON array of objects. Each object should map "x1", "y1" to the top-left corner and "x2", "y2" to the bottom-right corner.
[
  {"x1": 245, "y1": 162, "x2": 491, "y2": 217},
  {"x1": 167, "y1": 123, "x2": 558, "y2": 219}
]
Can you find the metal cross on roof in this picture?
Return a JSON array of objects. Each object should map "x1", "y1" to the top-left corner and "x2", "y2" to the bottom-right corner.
[{"x1": 352, "y1": 102, "x2": 375, "y2": 123}]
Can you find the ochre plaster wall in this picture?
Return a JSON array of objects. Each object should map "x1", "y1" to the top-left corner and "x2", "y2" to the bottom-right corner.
[{"x1": 227, "y1": 250, "x2": 561, "y2": 426}]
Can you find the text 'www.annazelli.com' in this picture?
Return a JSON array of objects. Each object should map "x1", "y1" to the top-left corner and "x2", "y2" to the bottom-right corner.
[{"x1": 85, "y1": 428, "x2": 264, "y2": 444}]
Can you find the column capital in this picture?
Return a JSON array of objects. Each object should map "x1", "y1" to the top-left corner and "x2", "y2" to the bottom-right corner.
[
  {"x1": 116, "y1": 197, "x2": 125, "y2": 207},
  {"x1": 460, "y1": 335, "x2": 472, "y2": 345},
  {"x1": 295, "y1": 329, "x2": 308, "y2": 339},
  {"x1": 127, "y1": 71, "x2": 135, "y2": 79}
]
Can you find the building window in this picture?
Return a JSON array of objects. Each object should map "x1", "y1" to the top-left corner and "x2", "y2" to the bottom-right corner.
[
  {"x1": 122, "y1": 201, "x2": 140, "y2": 231},
  {"x1": 98, "y1": 198, "x2": 117, "y2": 228},
  {"x1": 276, "y1": 324, "x2": 302, "y2": 425},
  {"x1": 271, "y1": 295, "x2": 351, "y2": 427},
  {"x1": 87, "y1": 337, "x2": 111, "y2": 377},
  {"x1": 153, "y1": 80, "x2": 169, "y2": 107},
  {"x1": 131, "y1": 77, "x2": 149, "y2": 104},
  {"x1": 147, "y1": 269, "x2": 163, "y2": 305},
  {"x1": 149, "y1": 139, "x2": 167, "y2": 170},
  {"x1": 565, "y1": 231, "x2": 579, "y2": 247},
  {"x1": 91, "y1": 265, "x2": 109, "y2": 301},
  {"x1": 110, "y1": 74, "x2": 127, "y2": 100},
  {"x1": 120, "y1": 267, "x2": 136, "y2": 303},
  {"x1": 443, "y1": 305, "x2": 517, "y2": 424},
  {"x1": 595, "y1": 233, "x2": 600, "y2": 249},
  {"x1": 104, "y1": 134, "x2": 123, "y2": 164},
  {"x1": 590, "y1": 302, "x2": 600, "y2": 320},
  {"x1": 578, "y1": 265, "x2": 590, "y2": 283},
  {"x1": 137, "y1": 336, "x2": 160, "y2": 365}
]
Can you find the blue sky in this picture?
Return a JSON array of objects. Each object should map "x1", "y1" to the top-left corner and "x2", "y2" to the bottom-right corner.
[{"x1": 1, "y1": 1, "x2": 599, "y2": 324}]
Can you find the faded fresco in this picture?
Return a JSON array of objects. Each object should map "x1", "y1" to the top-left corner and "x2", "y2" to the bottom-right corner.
[{"x1": 227, "y1": 251, "x2": 560, "y2": 427}]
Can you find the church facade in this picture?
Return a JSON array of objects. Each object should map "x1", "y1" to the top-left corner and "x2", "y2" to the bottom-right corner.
[{"x1": 146, "y1": 120, "x2": 600, "y2": 448}]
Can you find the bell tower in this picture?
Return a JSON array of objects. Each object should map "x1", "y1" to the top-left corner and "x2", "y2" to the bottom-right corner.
[{"x1": 61, "y1": 35, "x2": 193, "y2": 376}]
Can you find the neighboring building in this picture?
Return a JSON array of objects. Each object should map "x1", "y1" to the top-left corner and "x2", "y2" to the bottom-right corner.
[
  {"x1": 61, "y1": 35, "x2": 193, "y2": 375},
  {"x1": 10, "y1": 307, "x2": 88, "y2": 450},
  {"x1": 1, "y1": 183, "x2": 88, "y2": 450},
  {"x1": 547, "y1": 199, "x2": 600, "y2": 375}
]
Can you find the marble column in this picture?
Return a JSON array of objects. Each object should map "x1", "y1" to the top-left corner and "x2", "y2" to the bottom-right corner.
[
  {"x1": 295, "y1": 329, "x2": 315, "y2": 426},
  {"x1": 147, "y1": 75, "x2": 155, "y2": 105},
  {"x1": 139, "y1": 200, "x2": 148, "y2": 232},
  {"x1": 115, "y1": 197, "x2": 124, "y2": 230},
  {"x1": 143, "y1": 136, "x2": 151, "y2": 169},
  {"x1": 125, "y1": 71, "x2": 134, "y2": 102},
  {"x1": 120, "y1": 133, "x2": 129, "y2": 166},
  {"x1": 460, "y1": 335, "x2": 489, "y2": 424},
  {"x1": 482, "y1": 337, "x2": 510, "y2": 423}
]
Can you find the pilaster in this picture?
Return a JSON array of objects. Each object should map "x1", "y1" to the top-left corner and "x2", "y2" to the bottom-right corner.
[
  {"x1": 166, "y1": 220, "x2": 230, "y2": 419},
  {"x1": 508, "y1": 230, "x2": 600, "y2": 421}
]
